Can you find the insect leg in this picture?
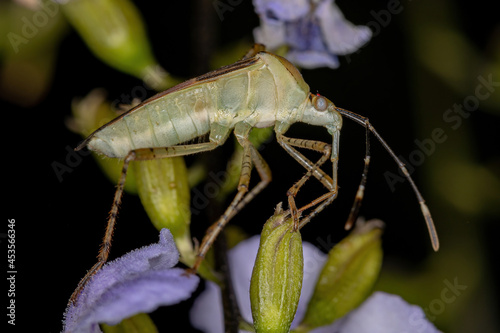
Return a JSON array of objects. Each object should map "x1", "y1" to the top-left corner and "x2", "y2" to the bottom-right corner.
[
  {"x1": 231, "y1": 143, "x2": 272, "y2": 219},
  {"x1": 103, "y1": 144, "x2": 222, "y2": 257},
  {"x1": 335, "y1": 107, "x2": 439, "y2": 251},
  {"x1": 190, "y1": 134, "x2": 271, "y2": 273},
  {"x1": 70, "y1": 141, "x2": 222, "y2": 303},
  {"x1": 276, "y1": 145, "x2": 338, "y2": 229},
  {"x1": 277, "y1": 134, "x2": 337, "y2": 230},
  {"x1": 70, "y1": 151, "x2": 135, "y2": 303},
  {"x1": 298, "y1": 191, "x2": 337, "y2": 229},
  {"x1": 278, "y1": 136, "x2": 334, "y2": 189}
]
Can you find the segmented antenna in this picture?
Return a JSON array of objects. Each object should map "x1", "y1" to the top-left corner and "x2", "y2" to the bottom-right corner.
[
  {"x1": 344, "y1": 125, "x2": 370, "y2": 231},
  {"x1": 335, "y1": 107, "x2": 439, "y2": 251}
]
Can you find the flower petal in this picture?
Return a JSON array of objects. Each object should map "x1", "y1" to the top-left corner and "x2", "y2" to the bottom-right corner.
[
  {"x1": 252, "y1": 0, "x2": 371, "y2": 69},
  {"x1": 253, "y1": 20, "x2": 287, "y2": 50},
  {"x1": 229, "y1": 236, "x2": 261, "y2": 325},
  {"x1": 253, "y1": 0, "x2": 309, "y2": 21},
  {"x1": 67, "y1": 269, "x2": 199, "y2": 333},
  {"x1": 285, "y1": 18, "x2": 328, "y2": 53},
  {"x1": 63, "y1": 229, "x2": 199, "y2": 333},
  {"x1": 189, "y1": 280, "x2": 226, "y2": 333},
  {"x1": 337, "y1": 291, "x2": 439, "y2": 333},
  {"x1": 286, "y1": 50, "x2": 340, "y2": 69},
  {"x1": 317, "y1": 1, "x2": 372, "y2": 55},
  {"x1": 77, "y1": 229, "x2": 180, "y2": 308}
]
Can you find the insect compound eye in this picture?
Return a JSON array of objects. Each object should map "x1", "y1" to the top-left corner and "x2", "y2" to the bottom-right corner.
[{"x1": 313, "y1": 95, "x2": 328, "y2": 112}]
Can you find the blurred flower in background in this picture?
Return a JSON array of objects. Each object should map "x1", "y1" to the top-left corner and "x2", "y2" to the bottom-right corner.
[{"x1": 253, "y1": 0, "x2": 371, "y2": 68}]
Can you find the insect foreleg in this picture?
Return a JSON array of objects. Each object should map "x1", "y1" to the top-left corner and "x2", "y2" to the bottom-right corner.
[
  {"x1": 277, "y1": 134, "x2": 338, "y2": 231},
  {"x1": 278, "y1": 136, "x2": 334, "y2": 189},
  {"x1": 298, "y1": 191, "x2": 338, "y2": 229}
]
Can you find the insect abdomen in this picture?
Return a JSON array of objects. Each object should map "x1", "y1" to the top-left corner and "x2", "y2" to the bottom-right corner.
[
  {"x1": 88, "y1": 86, "x2": 212, "y2": 158},
  {"x1": 142, "y1": 86, "x2": 211, "y2": 146}
]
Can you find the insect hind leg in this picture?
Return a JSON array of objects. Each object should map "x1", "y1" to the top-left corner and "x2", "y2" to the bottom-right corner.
[
  {"x1": 69, "y1": 151, "x2": 135, "y2": 303},
  {"x1": 70, "y1": 142, "x2": 222, "y2": 303},
  {"x1": 189, "y1": 132, "x2": 271, "y2": 273}
]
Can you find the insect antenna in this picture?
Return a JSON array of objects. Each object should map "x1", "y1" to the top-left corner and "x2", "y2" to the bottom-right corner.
[
  {"x1": 344, "y1": 125, "x2": 370, "y2": 231},
  {"x1": 335, "y1": 107, "x2": 439, "y2": 251}
]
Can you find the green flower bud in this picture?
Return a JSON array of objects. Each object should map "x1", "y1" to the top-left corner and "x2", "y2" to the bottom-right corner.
[
  {"x1": 297, "y1": 219, "x2": 384, "y2": 331},
  {"x1": 250, "y1": 205, "x2": 304, "y2": 333},
  {"x1": 133, "y1": 157, "x2": 194, "y2": 265},
  {"x1": 1, "y1": 0, "x2": 67, "y2": 106},
  {"x1": 60, "y1": 0, "x2": 174, "y2": 89}
]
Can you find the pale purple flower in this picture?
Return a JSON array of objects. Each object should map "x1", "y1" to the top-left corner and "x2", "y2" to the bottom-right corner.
[
  {"x1": 63, "y1": 229, "x2": 199, "y2": 333},
  {"x1": 189, "y1": 235, "x2": 439, "y2": 333},
  {"x1": 334, "y1": 292, "x2": 440, "y2": 333},
  {"x1": 253, "y1": 0, "x2": 372, "y2": 69}
]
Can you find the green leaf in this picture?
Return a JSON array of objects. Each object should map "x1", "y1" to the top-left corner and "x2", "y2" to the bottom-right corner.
[{"x1": 297, "y1": 219, "x2": 384, "y2": 331}]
